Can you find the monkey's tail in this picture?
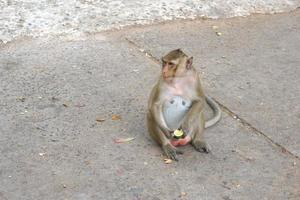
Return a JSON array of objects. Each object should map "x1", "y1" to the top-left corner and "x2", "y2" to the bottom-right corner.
[{"x1": 204, "y1": 96, "x2": 222, "y2": 128}]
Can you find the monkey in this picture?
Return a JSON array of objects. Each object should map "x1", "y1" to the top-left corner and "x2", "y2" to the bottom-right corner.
[{"x1": 147, "y1": 49, "x2": 221, "y2": 161}]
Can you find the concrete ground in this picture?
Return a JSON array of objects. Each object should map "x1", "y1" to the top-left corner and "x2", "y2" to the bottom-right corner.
[{"x1": 0, "y1": 9, "x2": 300, "y2": 200}]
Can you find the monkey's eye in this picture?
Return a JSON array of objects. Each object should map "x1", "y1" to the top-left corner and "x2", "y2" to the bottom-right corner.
[{"x1": 169, "y1": 62, "x2": 175, "y2": 68}]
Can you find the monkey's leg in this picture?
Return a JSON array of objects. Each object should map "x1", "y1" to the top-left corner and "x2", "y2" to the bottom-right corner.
[
  {"x1": 191, "y1": 113, "x2": 211, "y2": 153},
  {"x1": 181, "y1": 101, "x2": 211, "y2": 153},
  {"x1": 147, "y1": 113, "x2": 183, "y2": 160}
]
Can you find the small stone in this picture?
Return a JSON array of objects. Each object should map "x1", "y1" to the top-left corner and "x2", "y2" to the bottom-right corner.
[
  {"x1": 164, "y1": 158, "x2": 172, "y2": 164},
  {"x1": 180, "y1": 191, "x2": 187, "y2": 198},
  {"x1": 39, "y1": 153, "x2": 46, "y2": 156},
  {"x1": 216, "y1": 32, "x2": 222, "y2": 36}
]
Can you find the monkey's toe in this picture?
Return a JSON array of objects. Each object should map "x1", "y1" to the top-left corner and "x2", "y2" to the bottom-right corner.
[{"x1": 192, "y1": 141, "x2": 211, "y2": 153}]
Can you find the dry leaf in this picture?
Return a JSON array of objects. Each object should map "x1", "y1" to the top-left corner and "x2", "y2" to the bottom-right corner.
[
  {"x1": 51, "y1": 97, "x2": 60, "y2": 102},
  {"x1": 114, "y1": 137, "x2": 135, "y2": 143},
  {"x1": 74, "y1": 103, "x2": 86, "y2": 108},
  {"x1": 164, "y1": 158, "x2": 172, "y2": 164},
  {"x1": 232, "y1": 149, "x2": 254, "y2": 161},
  {"x1": 96, "y1": 117, "x2": 105, "y2": 122},
  {"x1": 112, "y1": 115, "x2": 121, "y2": 120},
  {"x1": 232, "y1": 180, "x2": 241, "y2": 188},
  {"x1": 17, "y1": 97, "x2": 26, "y2": 102},
  {"x1": 84, "y1": 161, "x2": 91, "y2": 165},
  {"x1": 62, "y1": 103, "x2": 69, "y2": 107}
]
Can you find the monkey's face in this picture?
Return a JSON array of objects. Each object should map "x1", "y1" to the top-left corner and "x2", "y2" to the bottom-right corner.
[
  {"x1": 162, "y1": 60, "x2": 178, "y2": 79},
  {"x1": 161, "y1": 49, "x2": 193, "y2": 80},
  {"x1": 161, "y1": 58, "x2": 190, "y2": 80}
]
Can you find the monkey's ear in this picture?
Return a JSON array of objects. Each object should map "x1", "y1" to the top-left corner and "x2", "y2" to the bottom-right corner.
[{"x1": 186, "y1": 57, "x2": 193, "y2": 69}]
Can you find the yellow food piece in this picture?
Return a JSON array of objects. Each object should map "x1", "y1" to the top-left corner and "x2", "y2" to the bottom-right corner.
[{"x1": 174, "y1": 129, "x2": 184, "y2": 137}]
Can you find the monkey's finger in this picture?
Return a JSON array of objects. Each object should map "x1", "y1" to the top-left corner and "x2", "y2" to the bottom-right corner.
[
  {"x1": 170, "y1": 153, "x2": 178, "y2": 161},
  {"x1": 166, "y1": 149, "x2": 178, "y2": 161},
  {"x1": 163, "y1": 144, "x2": 179, "y2": 161}
]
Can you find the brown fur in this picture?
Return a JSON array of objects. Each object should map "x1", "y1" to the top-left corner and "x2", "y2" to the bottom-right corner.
[{"x1": 147, "y1": 49, "x2": 210, "y2": 161}]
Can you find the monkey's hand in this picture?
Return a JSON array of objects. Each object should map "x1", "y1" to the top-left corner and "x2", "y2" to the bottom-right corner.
[{"x1": 162, "y1": 143, "x2": 183, "y2": 161}]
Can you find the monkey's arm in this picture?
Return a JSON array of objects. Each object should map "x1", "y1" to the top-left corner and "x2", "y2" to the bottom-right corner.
[
  {"x1": 148, "y1": 105, "x2": 183, "y2": 160},
  {"x1": 180, "y1": 99, "x2": 205, "y2": 134},
  {"x1": 180, "y1": 99, "x2": 211, "y2": 152},
  {"x1": 150, "y1": 103, "x2": 172, "y2": 137}
]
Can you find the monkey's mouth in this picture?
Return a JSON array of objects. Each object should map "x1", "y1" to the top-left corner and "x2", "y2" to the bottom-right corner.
[{"x1": 163, "y1": 75, "x2": 173, "y2": 79}]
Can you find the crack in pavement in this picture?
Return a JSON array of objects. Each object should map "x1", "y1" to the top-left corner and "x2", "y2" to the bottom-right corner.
[{"x1": 124, "y1": 36, "x2": 300, "y2": 161}]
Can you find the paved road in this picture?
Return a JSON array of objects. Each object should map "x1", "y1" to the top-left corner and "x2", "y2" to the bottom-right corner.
[
  {"x1": 0, "y1": 9, "x2": 299, "y2": 200},
  {"x1": 1, "y1": 0, "x2": 299, "y2": 43}
]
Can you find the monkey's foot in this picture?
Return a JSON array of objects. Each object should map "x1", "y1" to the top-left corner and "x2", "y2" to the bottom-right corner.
[
  {"x1": 192, "y1": 140, "x2": 211, "y2": 153},
  {"x1": 162, "y1": 143, "x2": 183, "y2": 161},
  {"x1": 171, "y1": 136, "x2": 191, "y2": 147}
]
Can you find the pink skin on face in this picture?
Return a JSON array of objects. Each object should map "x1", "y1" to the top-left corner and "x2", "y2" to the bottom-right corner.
[{"x1": 171, "y1": 135, "x2": 191, "y2": 147}]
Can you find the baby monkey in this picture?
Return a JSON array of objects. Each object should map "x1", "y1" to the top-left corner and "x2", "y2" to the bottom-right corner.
[{"x1": 147, "y1": 49, "x2": 221, "y2": 160}]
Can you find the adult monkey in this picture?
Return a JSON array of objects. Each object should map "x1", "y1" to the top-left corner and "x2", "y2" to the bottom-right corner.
[{"x1": 147, "y1": 49, "x2": 221, "y2": 161}]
